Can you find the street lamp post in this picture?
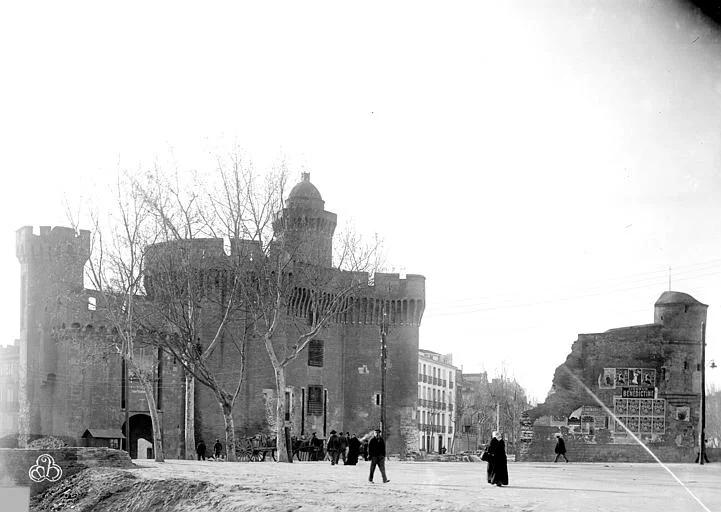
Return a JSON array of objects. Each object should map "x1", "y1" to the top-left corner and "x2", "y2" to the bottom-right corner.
[
  {"x1": 699, "y1": 321, "x2": 706, "y2": 465},
  {"x1": 380, "y1": 307, "x2": 388, "y2": 437}
]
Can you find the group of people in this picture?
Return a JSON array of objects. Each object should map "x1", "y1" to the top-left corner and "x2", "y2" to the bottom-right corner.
[
  {"x1": 195, "y1": 438, "x2": 224, "y2": 461},
  {"x1": 193, "y1": 429, "x2": 576, "y2": 489},
  {"x1": 324, "y1": 430, "x2": 362, "y2": 465}
]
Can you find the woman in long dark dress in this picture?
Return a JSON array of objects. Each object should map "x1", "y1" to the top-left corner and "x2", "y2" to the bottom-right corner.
[{"x1": 487, "y1": 431, "x2": 509, "y2": 487}]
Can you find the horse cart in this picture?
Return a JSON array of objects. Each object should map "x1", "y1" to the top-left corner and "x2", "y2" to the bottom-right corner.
[{"x1": 235, "y1": 433, "x2": 277, "y2": 462}]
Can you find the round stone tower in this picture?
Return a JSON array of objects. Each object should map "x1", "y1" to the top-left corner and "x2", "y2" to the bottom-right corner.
[
  {"x1": 654, "y1": 290, "x2": 707, "y2": 342},
  {"x1": 273, "y1": 173, "x2": 337, "y2": 267}
]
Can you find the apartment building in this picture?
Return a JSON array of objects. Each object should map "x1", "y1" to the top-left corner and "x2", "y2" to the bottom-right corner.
[{"x1": 417, "y1": 349, "x2": 458, "y2": 453}]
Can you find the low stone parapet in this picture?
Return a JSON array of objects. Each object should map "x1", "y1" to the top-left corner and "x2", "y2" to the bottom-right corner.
[
  {"x1": 518, "y1": 438, "x2": 703, "y2": 463},
  {"x1": 0, "y1": 447, "x2": 134, "y2": 495}
]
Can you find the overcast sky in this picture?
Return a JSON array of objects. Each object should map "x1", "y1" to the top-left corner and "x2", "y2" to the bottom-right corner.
[{"x1": 2, "y1": 0, "x2": 720, "y2": 402}]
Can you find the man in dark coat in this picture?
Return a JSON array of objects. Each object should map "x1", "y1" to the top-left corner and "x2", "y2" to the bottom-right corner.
[
  {"x1": 368, "y1": 429, "x2": 390, "y2": 483},
  {"x1": 310, "y1": 433, "x2": 323, "y2": 461},
  {"x1": 486, "y1": 431, "x2": 508, "y2": 486},
  {"x1": 554, "y1": 434, "x2": 568, "y2": 462},
  {"x1": 327, "y1": 430, "x2": 341, "y2": 465},
  {"x1": 196, "y1": 439, "x2": 206, "y2": 461},
  {"x1": 339, "y1": 432, "x2": 348, "y2": 464},
  {"x1": 213, "y1": 438, "x2": 223, "y2": 460},
  {"x1": 346, "y1": 433, "x2": 361, "y2": 465}
]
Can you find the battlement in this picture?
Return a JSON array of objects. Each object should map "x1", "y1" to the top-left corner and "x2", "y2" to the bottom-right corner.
[
  {"x1": 16, "y1": 225, "x2": 91, "y2": 264},
  {"x1": 285, "y1": 270, "x2": 426, "y2": 326},
  {"x1": 145, "y1": 237, "x2": 263, "y2": 271},
  {"x1": 372, "y1": 272, "x2": 425, "y2": 298}
]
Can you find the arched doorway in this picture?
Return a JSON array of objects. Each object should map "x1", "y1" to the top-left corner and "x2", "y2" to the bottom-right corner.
[{"x1": 121, "y1": 414, "x2": 153, "y2": 459}]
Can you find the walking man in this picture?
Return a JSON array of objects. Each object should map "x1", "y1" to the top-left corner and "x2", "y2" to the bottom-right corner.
[
  {"x1": 368, "y1": 428, "x2": 390, "y2": 483},
  {"x1": 554, "y1": 433, "x2": 568, "y2": 463},
  {"x1": 213, "y1": 438, "x2": 223, "y2": 460},
  {"x1": 327, "y1": 430, "x2": 341, "y2": 465}
]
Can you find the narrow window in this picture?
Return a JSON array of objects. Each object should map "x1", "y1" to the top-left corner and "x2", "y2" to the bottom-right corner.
[
  {"x1": 375, "y1": 393, "x2": 382, "y2": 406},
  {"x1": 307, "y1": 385, "x2": 323, "y2": 415},
  {"x1": 301, "y1": 388, "x2": 306, "y2": 435},
  {"x1": 156, "y1": 348, "x2": 163, "y2": 410},
  {"x1": 308, "y1": 340, "x2": 324, "y2": 367},
  {"x1": 88, "y1": 296, "x2": 96, "y2": 311}
]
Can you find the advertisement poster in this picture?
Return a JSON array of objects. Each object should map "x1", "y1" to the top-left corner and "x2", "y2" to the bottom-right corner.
[
  {"x1": 675, "y1": 406, "x2": 690, "y2": 421},
  {"x1": 641, "y1": 369, "x2": 656, "y2": 387},
  {"x1": 615, "y1": 368, "x2": 628, "y2": 387},
  {"x1": 599, "y1": 368, "x2": 616, "y2": 388}
]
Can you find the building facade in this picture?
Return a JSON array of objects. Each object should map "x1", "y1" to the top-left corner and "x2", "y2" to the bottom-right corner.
[
  {"x1": 520, "y1": 291, "x2": 707, "y2": 462},
  {"x1": 417, "y1": 349, "x2": 458, "y2": 453},
  {"x1": 16, "y1": 174, "x2": 425, "y2": 457}
]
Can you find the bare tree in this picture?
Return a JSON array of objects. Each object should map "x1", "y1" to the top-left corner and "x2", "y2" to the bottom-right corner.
[
  {"x1": 77, "y1": 177, "x2": 166, "y2": 462},
  {"x1": 707, "y1": 384, "x2": 721, "y2": 447},
  {"x1": 213, "y1": 163, "x2": 383, "y2": 463},
  {"x1": 134, "y1": 167, "x2": 251, "y2": 461}
]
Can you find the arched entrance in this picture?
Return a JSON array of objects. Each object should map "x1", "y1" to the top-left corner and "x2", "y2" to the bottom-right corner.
[{"x1": 121, "y1": 414, "x2": 153, "y2": 459}]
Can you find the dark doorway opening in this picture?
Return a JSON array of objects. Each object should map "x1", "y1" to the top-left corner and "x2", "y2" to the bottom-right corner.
[{"x1": 121, "y1": 413, "x2": 153, "y2": 459}]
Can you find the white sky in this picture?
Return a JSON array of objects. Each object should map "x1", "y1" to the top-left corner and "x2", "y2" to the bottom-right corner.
[{"x1": 2, "y1": 0, "x2": 720, "y2": 402}]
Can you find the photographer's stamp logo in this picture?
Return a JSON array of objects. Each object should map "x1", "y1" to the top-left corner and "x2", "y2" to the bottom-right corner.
[{"x1": 28, "y1": 454, "x2": 62, "y2": 483}]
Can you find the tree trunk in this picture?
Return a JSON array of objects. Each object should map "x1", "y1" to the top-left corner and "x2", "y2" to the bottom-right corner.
[
  {"x1": 185, "y1": 373, "x2": 196, "y2": 459},
  {"x1": 138, "y1": 375, "x2": 165, "y2": 462},
  {"x1": 220, "y1": 400, "x2": 237, "y2": 462},
  {"x1": 274, "y1": 368, "x2": 291, "y2": 463}
]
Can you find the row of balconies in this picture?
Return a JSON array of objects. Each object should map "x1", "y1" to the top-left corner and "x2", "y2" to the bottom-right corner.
[
  {"x1": 417, "y1": 423, "x2": 454, "y2": 434},
  {"x1": 418, "y1": 399, "x2": 446, "y2": 410},
  {"x1": 417, "y1": 399, "x2": 455, "y2": 412},
  {"x1": 417, "y1": 374, "x2": 454, "y2": 388}
]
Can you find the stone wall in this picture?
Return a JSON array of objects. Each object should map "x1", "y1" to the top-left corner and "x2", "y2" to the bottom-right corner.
[
  {"x1": 521, "y1": 292, "x2": 706, "y2": 462},
  {"x1": 0, "y1": 447, "x2": 133, "y2": 495}
]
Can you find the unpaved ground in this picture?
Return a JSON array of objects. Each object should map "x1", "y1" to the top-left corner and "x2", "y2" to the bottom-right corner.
[{"x1": 31, "y1": 459, "x2": 721, "y2": 512}]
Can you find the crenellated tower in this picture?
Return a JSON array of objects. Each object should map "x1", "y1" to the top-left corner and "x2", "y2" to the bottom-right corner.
[
  {"x1": 273, "y1": 172, "x2": 337, "y2": 267},
  {"x1": 15, "y1": 226, "x2": 90, "y2": 445}
]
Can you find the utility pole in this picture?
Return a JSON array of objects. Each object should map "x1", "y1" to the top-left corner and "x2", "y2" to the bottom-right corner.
[
  {"x1": 699, "y1": 321, "x2": 706, "y2": 465},
  {"x1": 380, "y1": 302, "x2": 388, "y2": 437},
  {"x1": 496, "y1": 402, "x2": 500, "y2": 433}
]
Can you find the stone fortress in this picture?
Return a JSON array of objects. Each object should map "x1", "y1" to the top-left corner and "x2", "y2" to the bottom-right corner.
[
  {"x1": 15, "y1": 173, "x2": 425, "y2": 457},
  {"x1": 520, "y1": 291, "x2": 706, "y2": 462}
]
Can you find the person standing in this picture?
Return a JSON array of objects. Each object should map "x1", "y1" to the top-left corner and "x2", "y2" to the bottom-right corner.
[
  {"x1": 339, "y1": 432, "x2": 348, "y2": 464},
  {"x1": 554, "y1": 434, "x2": 568, "y2": 463},
  {"x1": 311, "y1": 433, "x2": 323, "y2": 461},
  {"x1": 213, "y1": 438, "x2": 223, "y2": 460},
  {"x1": 196, "y1": 439, "x2": 207, "y2": 461},
  {"x1": 347, "y1": 433, "x2": 361, "y2": 465},
  {"x1": 368, "y1": 429, "x2": 390, "y2": 483},
  {"x1": 327, "y1": 430, "x2": 341, "y2": 465},
  {"x1": 486, "y1": 431, "x2": 508, "y2": 487}
]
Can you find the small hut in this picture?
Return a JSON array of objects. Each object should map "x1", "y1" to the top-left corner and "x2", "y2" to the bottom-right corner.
[{"x1": 81, "y1": 429, "x2": 125, "y2": 449}]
